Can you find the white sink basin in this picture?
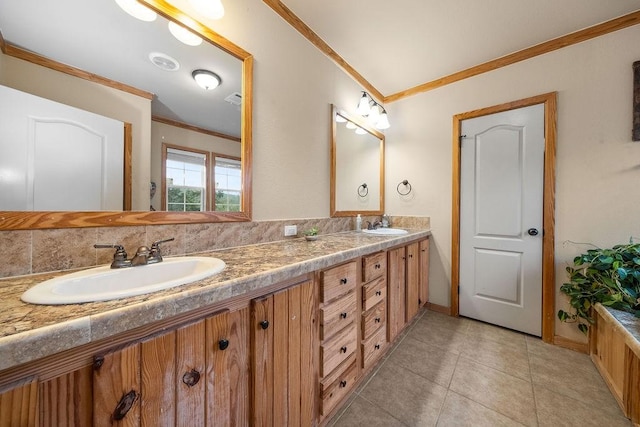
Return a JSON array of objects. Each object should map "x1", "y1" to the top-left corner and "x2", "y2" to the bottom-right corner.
[
  {"x1": 362, "y1": 228, "x2": 408, "y2": 236},
  {"x1": 21, "y1": 256, "x2": 226, "y2": 305}
]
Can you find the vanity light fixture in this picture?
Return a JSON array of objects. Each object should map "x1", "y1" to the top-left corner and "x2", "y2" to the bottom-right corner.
[
  {"x1": 189, "y1": 0, "x2": 225, "y2": 20},
  {"x1": 345, "y1": 121, "x2": 357, "y2": 130},
  {"x1": 355, "y1": 91, "x2": 390, "y2": 130},
  {"x1": 115, "y1": 0, "x2": 157, "y2": 22},
  {"x1": 355, "y1": 127, "x2": 367, "y2": 135},
  {"x1": 335, "y1": 114, "x2": 347, "y2": 123},
  {"x1": 168, "y1": 21, "x2": 202, "y2": 46},
  {"x1": 192, "y1": 69, "x2": 221, "y2": 90}
]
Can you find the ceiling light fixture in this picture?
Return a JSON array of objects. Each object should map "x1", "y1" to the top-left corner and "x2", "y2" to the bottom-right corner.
[
  {"x1": 189, "y1": 0, "x2": 225, "y2": 20},
  {"x1": 192, "y1": 69, "x2": 221, "y2": 90},
  {"x1": 168, "y1": 21, "x2": 202, "y2": 46},
  {"x1": 114, "y1": 0, "x2": 157, "y2": 22},
  {"x1": 355, "y1": 91, "x2": 390, "y2": 130}
]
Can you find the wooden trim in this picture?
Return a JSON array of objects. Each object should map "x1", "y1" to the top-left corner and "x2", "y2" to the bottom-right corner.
[
  {"x1": 451, "y1": 92, "x2": 557, "y2": 344},
  {"x1": 554, "y1": 335, "x2": 589, "y2": 354},
  {"x1": 123, "y1": 123, "x2": 133, "y2": 211},
  {"x1": 2, "y1": 43, "x2": 153, "y2": 100},
  {"x1": 262, "y1": 0, "x2": 383, "y2": 102},
  {"x1": 386, "y1": 11, "x2": 640, "y2": 103},
  {"x1": 330, "y1": 105, "x2": 385, "y2": 217},
  {"x1": 152, "y1": 116, "x2": 241, "y2": 142},
  {"x1": 425, "y1": 303, "x2": 449, "y2": 315}
]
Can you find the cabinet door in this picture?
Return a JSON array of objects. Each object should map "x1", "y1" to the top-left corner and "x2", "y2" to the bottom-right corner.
[
  {"x1": 251, "y1": 279, "x2": 316, "y2": 427},
  {"x1": 405, "y1": 242, "x2": 420, "y2": 322},
  {"x1": 140, "y1": 331, "x2": 176, "y2": 426},
  {"x1": 419, "y1": 238, "x2": 430, "y2": 307},
  {"x1": 93, "y1": 344, "x2": 141, "y2": 427},
  {"x1": 205, "y1": 308, "x2": 250, "y2": 427},
  {"x1": 176, "y1": 321, "x2": 207, "y2": 427},
  {"x1": 388, "y1": 247, "x2": 406, "y2": 342},
  {"x1": 40, "y1": 366, "x2": 93, "y2": 427},
  {"x1": 0, "y1": 377, "x2": 39, "y2": 427}
]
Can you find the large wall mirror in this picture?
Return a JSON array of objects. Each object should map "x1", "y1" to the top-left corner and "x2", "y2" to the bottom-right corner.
[
  {"x1": 0, "y1": 0, "x2": 252, "y2": 230},
  {"x1": 331, "y1": 105, "x2": 384, "y2": 217}
]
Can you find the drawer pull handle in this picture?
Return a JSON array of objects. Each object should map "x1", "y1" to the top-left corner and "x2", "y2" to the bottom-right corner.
[
  {"x1": 218, "y1": 339, "x2": 230, "y2": 350},
  {"x1": 113, "y1": 390, "x2": 139, "y2": 421},
  {"x1": 340, "y1": 278, "x2": 348, "y2": 285},
  {"x1": 182, "y1": 369, "x2": 201, "y2": 387},
  {"x1": 410, "y1": 254, "x2": 413, "y2": 258},
  {"x1": 375, "y1": 290, "x2": 382, "y2": 296},
  {"x1": 340, "y1": 312, "x2": 348, "y2": 319},
  {"x1": 340, "y1": 346, "x2": 347, "y2": 353},
  {"x1": 374, "y1": 344, "x2": 381, "y2": 350},
  {"x1": 259, "y1": 320, "x2": 270, "y2": 330},
  {"x1": 339, "y1": 380, "x2": 347, "y2": 388},
  {"x1": 375, "y1": 317, "x2": 381, "y2": 323}
]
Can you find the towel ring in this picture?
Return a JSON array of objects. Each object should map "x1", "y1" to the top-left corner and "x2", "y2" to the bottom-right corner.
[
  {"x1": 397, "y1": 180, "x2": 412, "y2": 196},
  {"x1": 358, "y1": 183, "x2": 368, "y2": 197}
]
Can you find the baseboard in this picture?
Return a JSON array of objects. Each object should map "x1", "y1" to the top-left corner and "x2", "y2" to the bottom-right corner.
[
  {"x1": 553, "y1": 335, "x2": 589, "y2": 354},
  {"x1": 425, "y1": 302, "x2": 450, "y2": 315}
]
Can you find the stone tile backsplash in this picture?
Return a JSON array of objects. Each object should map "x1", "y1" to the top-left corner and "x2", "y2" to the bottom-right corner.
[{"x1": 0, "y1": 215, "x2": 429, "y2": 279}]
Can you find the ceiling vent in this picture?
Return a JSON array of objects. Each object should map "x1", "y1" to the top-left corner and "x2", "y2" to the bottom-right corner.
[
  {"x1": 148, "y1": 52, "x2": 180, "y2": 72},
  {"x1": 224, "y1": 92, "x2": 242, "y2": 107}
]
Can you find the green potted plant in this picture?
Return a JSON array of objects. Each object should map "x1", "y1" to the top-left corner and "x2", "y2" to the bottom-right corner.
[
  {"x1": 303, "y1": 227, "x2": 319, "y2": 241},
  {"x1": 558, "y1": 240, "x2": 640, "y2": 334}
]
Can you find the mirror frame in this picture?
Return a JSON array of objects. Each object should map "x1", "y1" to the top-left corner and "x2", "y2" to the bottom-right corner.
[
  {"x1": 0, "y1": 0, "x2": 252, "y2": 230},
  {"x1": 330, "y1": 104, "x2": 384, "y2": 217}
]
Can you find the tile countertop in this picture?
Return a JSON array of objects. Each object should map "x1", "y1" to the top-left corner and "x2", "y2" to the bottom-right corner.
[
  {"x1": 0, "y1": 229, "x2": 430, "y2": 372},
  {"x1": 594, "y1": 303, "x2": 640, "y2": 358}
]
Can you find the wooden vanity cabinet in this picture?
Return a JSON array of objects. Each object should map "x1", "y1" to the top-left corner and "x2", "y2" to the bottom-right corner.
[
  {"x1": 360, "y1": 252, "x2": 388, "y2": 370},
  {"x1": 250, "y1": 278, "x2": 316, "y2": 426},
  {"x1": 419, "y1": 237, "x2": 430, "y2": 307},
  {"x1": 0, "y1": 377, "x2": 39, "y2": 427}
]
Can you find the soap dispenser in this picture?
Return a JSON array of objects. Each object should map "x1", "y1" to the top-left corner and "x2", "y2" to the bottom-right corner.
[
  {"x1": 356, "y1": 214, "x2": 362, "y2": 231},
  {"x1": 382, "y1": 213, "x2": 390, "y2": 228}
]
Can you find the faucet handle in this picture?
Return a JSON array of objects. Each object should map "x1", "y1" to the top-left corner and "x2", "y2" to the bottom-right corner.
[
  {"x1": 149, "y1": 237, "x2": 175, "y2": 262},
  {"x1": 94, "y1": 244, "x2": 129, "y2": 268},
  {"x1": 151, "y1": 237, "x2": 175, "y2": 249}
]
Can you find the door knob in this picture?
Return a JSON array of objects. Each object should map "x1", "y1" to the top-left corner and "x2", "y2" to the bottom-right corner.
[{"x1": 527, "y1": 228, "x2": 539, "y2": 236}]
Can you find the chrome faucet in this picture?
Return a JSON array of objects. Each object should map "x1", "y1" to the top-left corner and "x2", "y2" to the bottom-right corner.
[
  {"x1": 95, "y1": 238, "x2": 175, "y2": 269},
  {"x1": 366, "y1": 220, "x2": 382, "y2": 230}
]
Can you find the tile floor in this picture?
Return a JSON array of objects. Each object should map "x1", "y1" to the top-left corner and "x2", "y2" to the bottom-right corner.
[{"x1": 328, "y1": 309, "x2": 631, "y2": 426}]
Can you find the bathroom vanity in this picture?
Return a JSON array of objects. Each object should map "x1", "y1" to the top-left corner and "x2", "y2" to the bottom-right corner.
[{"x1": 0, "y1": 229, "x2": 430, "y2": 426}]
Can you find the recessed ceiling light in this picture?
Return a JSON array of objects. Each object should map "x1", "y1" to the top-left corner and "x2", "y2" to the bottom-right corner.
[
  {"x1": 149, "y1": 52, "x2": 180, "y2": 72},
  {"x1": 114, "y1": 0, "x2": 157, "y2": 22},
  {"x1": 192, "y1": 69, "x2": 221, "y2": 90},
  {"x1": 168, "y1": 21, "x2": 202, "y2": 46}
]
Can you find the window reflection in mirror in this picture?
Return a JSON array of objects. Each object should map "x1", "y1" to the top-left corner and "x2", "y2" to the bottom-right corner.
[
  {"x1": 214, "y1": 155, "x2": 241, "y2": 212},
  {"x1": 330, "y1": 105, "x2": 385, "y2": 217},
  {"x1": 163, "y1": 145, "x2": 210, "y2": 211}
]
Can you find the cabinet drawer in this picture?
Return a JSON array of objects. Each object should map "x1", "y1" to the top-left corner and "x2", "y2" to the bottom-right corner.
[
  {"x1": 320, "y1": 291, "x2": 357, "y2": 341},
  {"x1": 320, "y1": 355, "x2": 358, "y2": 415},
  {"x1": 361, "y1": 326, "x2": 387, "y2": 370},
  {"x1": 321, "y1": 261, "x2": 357, "y2": 303},
  {"x1": 362, "y1": 276, "x2": 386, "y2": 311},
  {"x1": 362, "y1": 252, "x2": 386, "y2": 282},
  {"x1": 320, "y1": 324, "x2": 357, "y2": 377},
  {"x1": 362, "y1": 300, "x2": 386, "y2": 340}
]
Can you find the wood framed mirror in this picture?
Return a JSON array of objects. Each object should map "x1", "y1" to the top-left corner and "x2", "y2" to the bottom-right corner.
[
  {"x1": 330, "y1": 105, "x2": 384, "y2": 217},
  {"x1": 0, "y1": 0, "x2": 252, "y2": 230}
]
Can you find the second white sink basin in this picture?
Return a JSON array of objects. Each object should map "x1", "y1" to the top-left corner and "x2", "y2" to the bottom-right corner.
[
  {"x1": 362, "y1": 228, "x2": 408, "y2": 236},
  {"x1": 21, "y1": 256, "x2": 226, "y2": 305}
]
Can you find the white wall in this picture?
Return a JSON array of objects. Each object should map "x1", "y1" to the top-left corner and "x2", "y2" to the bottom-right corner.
[{"x1": 384, "y1": 25, "x2": 640, "y2": 340}]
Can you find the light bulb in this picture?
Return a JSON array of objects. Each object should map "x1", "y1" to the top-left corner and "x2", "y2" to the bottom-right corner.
[
  {"x1": 368, "y1": 103, "x2": 380, "y2": 125},
  {"x1": 376, "y1": 109, "x2": 390, "y2": 130},
  {"x1": 115, "y1": 0, "x2": 157, "y2": 22},
  {"x1": 356, "y1": 92, "x2": 371, "y2": 116},
  {"x1": 335, "y1": 114, "x2": 347, "y2": 123},
  {"x1": 345, "y1": 121, "x2": 357, "y2": 129},
  {"x1": 355, "y1": 127, "x2": 367, "y2": 135},
  {"x1": 189, "y1": 0, "x2": 225, "y2": 19}
]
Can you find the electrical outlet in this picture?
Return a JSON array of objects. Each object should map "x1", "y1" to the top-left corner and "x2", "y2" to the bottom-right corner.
[{"x1": 284, "y1": 225, "x2": 297, "y2": 236}]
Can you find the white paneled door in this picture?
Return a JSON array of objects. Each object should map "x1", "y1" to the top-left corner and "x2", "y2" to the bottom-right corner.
[{"x1": 459, "y1": 104, "x2": 544, "y2": 336}]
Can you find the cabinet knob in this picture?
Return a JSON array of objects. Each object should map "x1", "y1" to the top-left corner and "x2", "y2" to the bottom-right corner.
[
  {"x1": 259, "y1": 320, "x2": 270, "y2": 330},
  {"x1": 218, "y1": 339, "x2": 230, "y2": 350},
  {"x1": 340, "y1": 312, "x2": 348, "y2": 319},
  {"x1": 93, "y1": 355, "x2": 105, "y2": 371},
  {"x1": 375, "y1": 290, "x2": 382, "y2": 296},
  {"x1": 375, "y1": 344, "x2": 381, "y2": 350},
  {"x1": 340, "y1": 346, "x2": 347, "y2": 353},
  {"x1": 375, "y1": 263, "x2": 381, "y2": 269},
  {"x1": 375, "y1": 317, "x2": 381, "y2": 323},
  {"x1": 339, "y1": 380, "x2": 347, "y2": 388},
  {"x1": 409, "y1": 254, "x2": 413, "y2": 258},
  {"x1": 113, "y1": 390, "x2": 139, "y2": 421},
  {"x1": 182, "y1": 369, "x2": 201, "y2": 387},
  {"x1": 340, "y1": 278, "x2": 348, "y2": 285}
]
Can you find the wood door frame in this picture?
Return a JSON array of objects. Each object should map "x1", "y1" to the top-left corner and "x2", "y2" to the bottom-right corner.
[{"x1": 451, "y1": 92, "x2": 557, "y2": 343}]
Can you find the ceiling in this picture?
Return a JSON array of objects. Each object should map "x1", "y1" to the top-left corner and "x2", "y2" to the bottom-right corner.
[
  {"x1": 0, "y1": 0, "x2": 242, "y2": 138},
  {"x1": 281, "y1": 0, "x2": 640, "y2": 98}
]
